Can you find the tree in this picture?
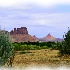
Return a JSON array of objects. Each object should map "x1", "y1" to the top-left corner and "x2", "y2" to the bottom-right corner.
[
  {"x1": 59, "y1": 27, "x2": 70, "y2": 55},
  {"x1": 0, "y1": 29, "x2": 14, "y2": 66}
]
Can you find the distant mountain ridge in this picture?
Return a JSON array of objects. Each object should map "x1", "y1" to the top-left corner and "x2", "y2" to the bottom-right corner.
[
  {"x1": 38, "y1": 33, "x2": 63, "y2": 42},
  {"x1": 5, "y1": 27, "x2": 63, "y2": 42}
]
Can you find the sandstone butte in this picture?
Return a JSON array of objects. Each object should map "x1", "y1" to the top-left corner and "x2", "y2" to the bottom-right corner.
[{"x1": 9, "y1": 27, "x2": 38, "y2": 43}]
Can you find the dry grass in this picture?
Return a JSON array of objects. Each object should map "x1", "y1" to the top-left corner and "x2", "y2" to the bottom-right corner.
[{"x1": 7, "y1": 49, "x2": 70, "y2": 67}]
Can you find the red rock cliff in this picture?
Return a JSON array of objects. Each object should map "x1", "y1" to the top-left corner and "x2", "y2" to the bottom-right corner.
[{"x1": 10, "y1": 27, "x2": 28, "y2": 35}]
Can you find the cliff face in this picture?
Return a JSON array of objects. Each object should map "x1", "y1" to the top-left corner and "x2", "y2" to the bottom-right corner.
[
  {"x1": 10, "y1": 27, "x2": 28, "y2": 35},
  {"x1": 10, "y1": 27, "x2": 37, "y2": 42}
]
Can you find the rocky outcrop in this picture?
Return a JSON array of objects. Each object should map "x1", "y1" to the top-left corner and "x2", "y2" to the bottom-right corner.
[
  {"x1": 10, "y1": 27, "x2": 28, "y2": 35},
  {"x1": 9, "y1": 27, "x2": 37, "y2": 42}
]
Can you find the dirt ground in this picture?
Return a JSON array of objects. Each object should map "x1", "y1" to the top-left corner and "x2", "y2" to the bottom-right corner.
[{"x1": 5, "y1": 49, "x2": 70, "y2": 68}]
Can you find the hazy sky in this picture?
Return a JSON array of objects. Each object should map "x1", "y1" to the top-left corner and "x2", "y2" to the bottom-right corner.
[{"x1": 0, "y1": 0, "x2": 70, "y2": 38}]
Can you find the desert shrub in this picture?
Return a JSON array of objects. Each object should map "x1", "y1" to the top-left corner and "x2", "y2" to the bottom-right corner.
[
  {"x1": 46, "y1": 41, "x2": 53, "y2": 47},
  {"x1": 13, "y1": 43, "x2": 19, "y2": 51},
  {"x1": 51, "y1": 42, "x2": 61, "y2": 50},
  {"x1": 26, "y1": 45, "x2": 32, "y2": 50},
  {"x1": 39, "y1": 42, "x2": 47, "y2": 47},
  {"x1": 51, "y1": 45, "x2": 58, "y2": 50},
  {"x1": 28, "y1": 45, "x2": 40, "y2": 50},
  {"x1": 20, "y1": 42, "x2": 24, "y2": 45},
  {"x1": 35, "y1": 45, "x2": 41, "y2": 50},
  {"x1": 40, "y1": 46, "x2": 48, "y2": 49},
  {"x1": 0, "y1": 29, "x2": 14, "y2": 66},
  {"x1": 33, "y1": 45, "x2": 41, "y2": 50},
  {"x1": 20, "y1": 45, "x2": 27, "y2": 51}
]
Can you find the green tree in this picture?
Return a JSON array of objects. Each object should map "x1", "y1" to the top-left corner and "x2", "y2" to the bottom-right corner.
[
  {"x1": 0, "y1": 29, "x2": 14, "y2": 66},
  {"x1": 59, "y1": 27, "x2": 70, "y2": 55}
]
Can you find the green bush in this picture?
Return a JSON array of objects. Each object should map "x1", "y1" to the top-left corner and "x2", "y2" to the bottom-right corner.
[
  {"x1": 59, "y1": 27, "x2": 70, "y2": 55},
  {"x1": 41, "y1": 46, "x2": 48, "y2": 49},
  {"x1": 20, "y1": 45, "x2": 27, "y2": 51},
  {"x1": 0, "y1": 29, "x2": 13, "y2": 66},
  {"x1": 32, "y1": 45, "x2": 40, "y2": 50},
  {"x1": 13, "y1": 43, "x2": 19, "y2": 51}
]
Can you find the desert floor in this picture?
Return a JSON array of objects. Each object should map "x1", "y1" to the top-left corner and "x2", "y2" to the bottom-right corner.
[{"x1": 5, "y1": 49, "x2": 70, "y2": 68}]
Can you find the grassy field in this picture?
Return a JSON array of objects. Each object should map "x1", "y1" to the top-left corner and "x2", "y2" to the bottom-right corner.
[{"x1": 5, "y1": 49, "x2": 70, "y2": 67}]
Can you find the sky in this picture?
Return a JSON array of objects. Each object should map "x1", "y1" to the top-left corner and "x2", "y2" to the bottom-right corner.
[{"x1": 0, "y1": 0, "x2": 70, "y2": 38}]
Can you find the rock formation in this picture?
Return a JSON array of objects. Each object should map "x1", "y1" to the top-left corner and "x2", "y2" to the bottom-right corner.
[
  {"x1": 2, "y1": 27, "x2": 63, "y2": 42},
  {"x1": 10, "y1": 27, "x2": 37, "y2": 42},
  {"x1": 38, "y1": 33, "x2": 63, "y2": 42},
  {"x1": 10, "y1": 27, "x2": 28, "y2": 35},
  {"x1": 45, "y1": 33, "x2": 56, "y2": 41}
]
